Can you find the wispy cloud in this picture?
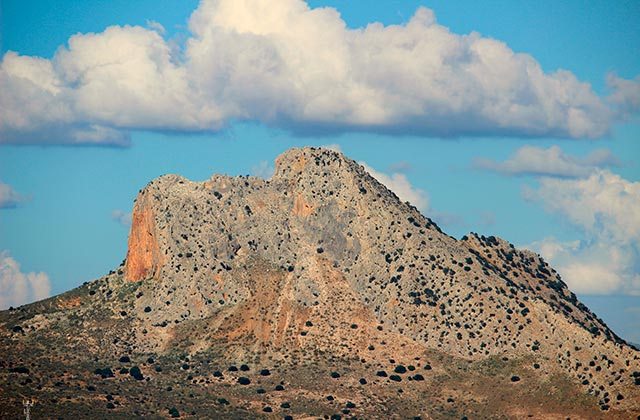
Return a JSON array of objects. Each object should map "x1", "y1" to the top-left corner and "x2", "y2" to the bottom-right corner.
[
  {"x1": 111, "y1": 209, "x2": 132, "y2": 227},
  {"x1": 0, "y1": 181, "x2": 25, "y2": 209},
  {"x1": 388, "y1": 161, "x2": 412, "y2": 173},
  {"x1": 146, "y1": 20, "x2": 166, "y2": 35},
  {"x1": 607, "y1": 73, "x2": 640, "y2": 121},
  {"x1": 478, "y1": 211, "x2": 496, "y2": 227},
  {"x1": 320, "y1": 144, "x2": 342, "y2": 153},
  {"x1": 0, "y1": 251, "x2": 51, "y2": 309},
  {"x1": 360, "y1": 162, "x2": 429, "y2": 212},
  {"x1": 431, "y1": 211, "x2": 465, "y2": 228},
  {"x1": 2, "y1": 0, "x2": 635, "y2": 146},
  {"x1": 474, "y1": 145, "x2": 620, "y2": 178},
  {"x1": 362, "y1": 160, "x2": 463, "y2": 230},
  {"x1": 250, "y1": 160, "x2": 275, "y2": 179}
]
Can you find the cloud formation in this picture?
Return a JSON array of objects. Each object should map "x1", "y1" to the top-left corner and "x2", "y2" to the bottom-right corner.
[
  {"x1": 388, "y1": 161, "x2": 413, "y2": 173},
  {"x1": 250, "y1": 160, "x2": 275, "y2": 179},
  {"x1": 0, "y1": 251, "x2": 51, "y2": 309},
  {"x1": 475, "y1": 145, "x2": 620, "y2": 178},
  {"x1": 360, "y1": 162, "x2": 429, "y2": 211},
  {"x1": 0, "y1": 181, "x2": 24, "y2": 208},
  {"x1": 111, "y1": 209, "x2": 132, "y2": 226},
  {"x1": 2, "y1": 0, "x2": 636, "y2": 146},
  {"x1": 607, "y1": 74, "x2": 640, "y2": 120},
  {"x1": 362, "y1": 160, "x2": 460, "y2": 229},
  {"x1": 524, "y1": 170, "x2": 640, "y2": 295}
]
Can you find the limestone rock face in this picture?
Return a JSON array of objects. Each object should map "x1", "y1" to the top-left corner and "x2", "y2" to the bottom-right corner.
[
  {"x1": 1, "y1": 147, "x2": 638, "y2": 418},
  {"x1": 124, "y1": 190, "x2": 164, "y2": 282},
  {"x1": 123, "y1": 147, "x2": 638, "y2": 398}
]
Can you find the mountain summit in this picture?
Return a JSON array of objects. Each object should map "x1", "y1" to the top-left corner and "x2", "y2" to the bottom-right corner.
[{"x1": 2, "y1": 147, "x2": 639, "y2": 418}]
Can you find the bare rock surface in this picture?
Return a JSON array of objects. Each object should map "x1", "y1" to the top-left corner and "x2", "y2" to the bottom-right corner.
[{"x1": 1, "y1": 147, "x2": 639, "y2": 418}]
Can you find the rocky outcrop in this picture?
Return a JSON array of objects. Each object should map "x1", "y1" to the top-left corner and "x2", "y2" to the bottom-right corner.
[
  {"x1": 124, "y1": 189, "x2": 164, "y2": 282},
  {"x1": 116, "y1": 148, "x2": 640, "y2": 408},
  {"x1": 1, "y1": 147, "x2": 638, "y2": 418}
]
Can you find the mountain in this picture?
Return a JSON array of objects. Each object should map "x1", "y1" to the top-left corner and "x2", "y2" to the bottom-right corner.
[{"x1": 1, "y1": 147, "x2": 639, "y2": 418}]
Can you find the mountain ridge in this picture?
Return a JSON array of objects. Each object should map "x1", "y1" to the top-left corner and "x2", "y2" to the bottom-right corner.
[{"x1": 1, "y1": 147, "x2": 638, "y2": 418}]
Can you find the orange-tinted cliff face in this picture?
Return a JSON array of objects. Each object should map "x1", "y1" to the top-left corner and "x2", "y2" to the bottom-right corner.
[{"x1": 124, "y1": 191, "x2": 163, "y2": 282}]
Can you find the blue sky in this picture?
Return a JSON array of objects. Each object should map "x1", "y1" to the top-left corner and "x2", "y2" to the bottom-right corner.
[{"x1": 0, "y1": 0, "x2": 638, "y2": 342}]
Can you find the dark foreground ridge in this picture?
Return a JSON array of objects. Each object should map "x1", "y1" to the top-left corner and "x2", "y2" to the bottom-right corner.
[{"x1": 1, "y1": 147, "x2": 639, "y2": 418}]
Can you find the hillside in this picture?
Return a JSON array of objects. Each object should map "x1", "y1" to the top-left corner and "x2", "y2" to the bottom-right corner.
[{"x1": 1, "y1": 147, "x2": 638, "y2": 419}]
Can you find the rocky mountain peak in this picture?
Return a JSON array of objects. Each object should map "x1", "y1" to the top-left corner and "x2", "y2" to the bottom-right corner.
[
  {"x1": 2, "y1": 147, "x2": 639, "y2": 418},
  {"x1": 123, "y1": 147, "x2": 416, "y2": 284}
]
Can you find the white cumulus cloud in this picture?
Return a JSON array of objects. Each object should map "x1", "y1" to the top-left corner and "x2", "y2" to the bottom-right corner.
[
  {"x1": 1, "y1": 0, "x2": 633, "y2": 146},
  {"x1": 524, "y1": 170, "x2": 640, "y2": 295},
  {"x1": 0, "y1": 181, "x2": 24, "y2": 208},
  {"x1": 475, "y1": 145, "x2": 620, "y2": 178},
  {"x1": 0, "y1": 251, "x2": 51, "y2": 309}
]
